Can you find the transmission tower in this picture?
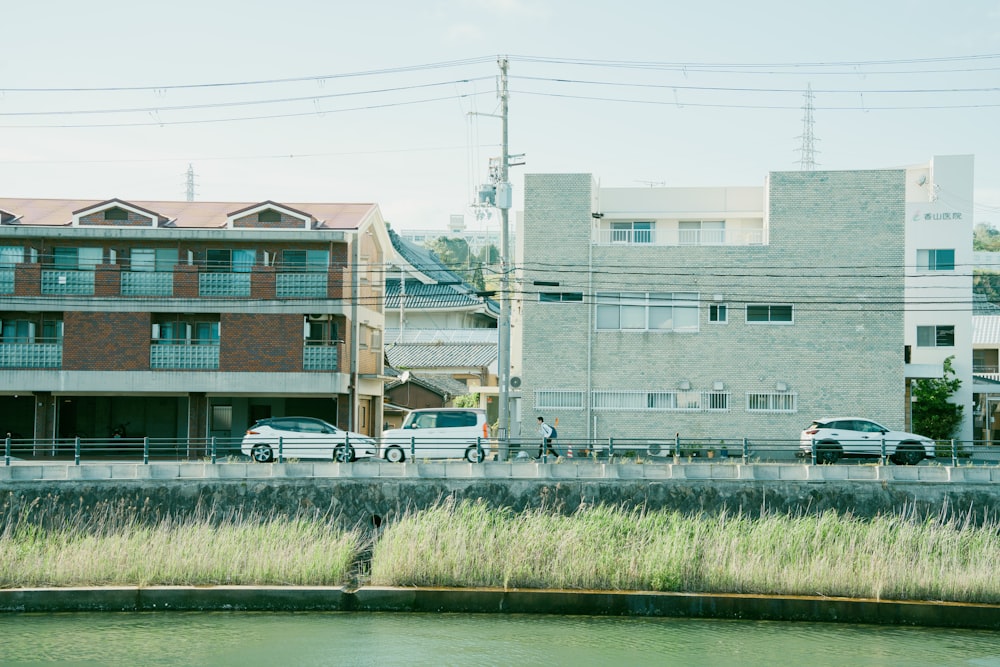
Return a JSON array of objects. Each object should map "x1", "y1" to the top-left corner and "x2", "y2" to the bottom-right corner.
[
  {"x1": 185, "y1": 163, "x2": 197, "y2": 201},
  {"x1": 795, "y1": 84, "x2": 819, "y2": 171}
]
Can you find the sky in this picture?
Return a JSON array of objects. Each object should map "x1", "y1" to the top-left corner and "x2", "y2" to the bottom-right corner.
[{"x1": 2, "y1": 1, "x2": 1000, "y2": 231}]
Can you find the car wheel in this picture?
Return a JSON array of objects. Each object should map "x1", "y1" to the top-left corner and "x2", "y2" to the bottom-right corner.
[
  {"x1": 250, "y1": 444, "x2": 274, "y2": 463},
  {"x1": 816, "y1": 443, "x2": 841, "y2": 464},
  {"x1": 385, "y1": 446, "x2": 405, "y2": 463},
  {"x1": 465, "y1": 446, "x2": 485, "y2": 463},
  {"x1": 333, "y1": 444, "x2": 354, "y2": 463},
  {"x1": 895, "y1": 446, "x2": 924, "y2": 466}
]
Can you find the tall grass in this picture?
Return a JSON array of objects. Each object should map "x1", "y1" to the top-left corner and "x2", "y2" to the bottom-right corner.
[
  {"x1": 6, "y1": 493, "x2": 1000, "y2": 604},
  {"x1": 0, "y1": 496, "x2": 362, "y2": 588},
  {"x1": 369, "y1": 499, "x2": 1000, "y2": 604}
]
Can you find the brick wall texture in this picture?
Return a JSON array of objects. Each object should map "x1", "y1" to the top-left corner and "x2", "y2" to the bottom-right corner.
[
  {"x1": 63, "y1": 311, "x2": 151, "y2": 371},
  {"x1": 521, "y1": 170, "x2": 906, "y2": 443},
  {"x1": 219, "y1": 314, "x2": 303, "y2": 372}
]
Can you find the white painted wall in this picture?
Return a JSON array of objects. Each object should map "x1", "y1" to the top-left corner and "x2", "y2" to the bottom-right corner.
[{"x1": 904, "y1": 155, "x2": 974, "y2": 442}]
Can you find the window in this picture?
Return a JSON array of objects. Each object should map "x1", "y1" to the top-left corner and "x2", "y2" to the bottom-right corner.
[
  {"x1": 258, "y1": 209, "x2": 281, "y2": 223},
  {"x1": 52, "y1": 247, "x2": 102, "y2": 270},
  {"x1": 131, "y1": 248, "x2": 178, "y2": 272},
  {"x1": 592, "y1": 389, "x2": 728, "y2": 412},
  {"x1": 611, "y1": 221, "x2": 653, "y2": 244},
  {"x1": 974, "y1": 349, "x2": 998, "y2": 373},
  {"x1": 536, "y1": 390, "x2": 586, "y2": 410},
  {"x1": 679, "y1": 220, "x2": 725, "y2": 245},
  {"x1": 704, "y1": 391, "x2": 729, "y2": 411},
  {"x1": 596, "y1": 292, "x2": 699, "y2": 332},
  {"x1": 306, "y1": 318, "x2": 339, "y2": 345},
  {"x1": 917, "y1": 249, "x2": 955, "y2": 271},
  {"x1": 539, "y1": 292, "x2": 583, "y2": 303},
  {"x1": 917, "y1": 325, "x2": 955, "y2": 347},
  {"x1": 746, "y1": 304, "x2": 793, "y2": 324},
  {"x1": 709, "y1": 304, "x2": 727, "y2": 323},
  {"x1": 206, "y1": 249, "x2": 255, "y2": 273},
  {"x1": 104, "y1": 207, "x2": 129, "y2": 221},
  {"x1": 438, "y1": 411, "x2": 478, "y2": 428},
  {"x1": 1, "y1": 317, "x2": 62, "y2": 343},
  {"x1": 194, "y1": 322, "x2": 220, "y2": 345},
  {"x1": 152, "y1": 319, "x2": 219, "y2": 345},
  {"x1": 283, "y1": 250, "x2": 329, "y2": 272},
  {"x1": 211, "y1": 405, "x2": 233, "y2": 431},
  {"x1": 746, "y1": 392, "x2": 797, "y2": 413},
  {"x1": 0, "y1": 247, "x2": 23, "y2": 267}
]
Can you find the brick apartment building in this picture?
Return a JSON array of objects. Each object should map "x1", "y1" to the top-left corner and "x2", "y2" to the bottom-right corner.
[{"x1": 0, "y1": 197, "x2": 389, "y2": 447}]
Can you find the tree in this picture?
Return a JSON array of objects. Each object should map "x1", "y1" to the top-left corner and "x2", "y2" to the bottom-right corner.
[
  {"x1": 453, "y1": 393, "x2": 479, "y2": 408},
  {"x1": 974, "y1": 223, "x2": 1000, "y2": 251},
  {"x1": 427, "y1": 237, "x2": 471, "y2": 273},
  {"x1": 974, "y1": 271, "x2": 1000, "y2": 304},
  {"x1": 424, "y1": 237, "x2": 499, "y2": 293},
  {"x1": 911, "y1": 356, "x2": 964, "y2": 440}
]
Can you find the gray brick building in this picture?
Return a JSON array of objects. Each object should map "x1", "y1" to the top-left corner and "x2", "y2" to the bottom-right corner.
[{"x1": 518, "y1": 156, "x2": 973, "y2": 448}]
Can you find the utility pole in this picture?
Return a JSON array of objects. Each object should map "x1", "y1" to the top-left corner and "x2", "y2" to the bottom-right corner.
[
  {"x1": 497, "y1": 56, "x2": 512, "y2": 450},
  {"x1": 470, "y1": 58, "x2": 520, "y2": 454}
]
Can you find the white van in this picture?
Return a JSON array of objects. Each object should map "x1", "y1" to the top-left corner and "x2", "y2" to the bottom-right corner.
[{"x1": 380, "y1": 408, "x2": 490, "y2": 462}]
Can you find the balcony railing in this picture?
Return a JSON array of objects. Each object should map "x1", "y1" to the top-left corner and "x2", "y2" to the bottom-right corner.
[
  {"x1": 303, "y1": 345, "x2": 339, "y2": 370},
  {"x1": 121, "y1": 271, "x2": 173, "y2": 296},
  {"x1": 277, "y1": 272, "x2": 328, "y2": 298},
  {"x1": 41, "y1": 270, "x2": 95, "y2": 295},
  {"x1": 594, "y1": 228, "x2": 765, "y2": 246},
  {"x1": 0, "y1": 269, "x2": 12, "y2": 294},
  {"x1": 150, "y1": 343, "x2": 220, "y2": 370},
  {"x1": 198, "y1": 273, "x2": 251, "y2": 297},
  {"x1": 0, "y1": 342, "x2": 62, "y2": 368}
]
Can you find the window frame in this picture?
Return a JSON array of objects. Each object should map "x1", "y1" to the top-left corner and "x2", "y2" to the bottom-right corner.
[
  {"x1": 916, "y1": 248, "x2": 955, "y2": 272},
  {"x1": 283, "y1": 249, "x2": 329, "y2": 272},
  {"x1": 539, "y1": 292, "x2": 583, "y2": 303},
  {"x1": 610, "y1": 220, "x2": 654, "y2": 244},
  {"x1": 916, "y1": 324, "x2": 955, "y2": 347},
  {"x1": 596, "y1": 291, "x2": 700, "y2": 332},
  {"x1": 746, "y1": 303, "x2": 793, "y2": 324},
  {"x1": 746, "y1": 391, "x2": 798, "y2": 413}
]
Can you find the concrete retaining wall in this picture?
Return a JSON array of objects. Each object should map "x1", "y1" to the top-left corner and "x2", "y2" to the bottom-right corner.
[
  {"x1": 2, "y1": 586, "x2": 998, "y2": 630},
  {"x1": 2, "y1": 461, "x2": 998, "y2": 527}
]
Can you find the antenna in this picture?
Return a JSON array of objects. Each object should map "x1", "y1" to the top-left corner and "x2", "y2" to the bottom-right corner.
[{"x1": 795, "y1": 84, "x2": 819, "y2": 171}]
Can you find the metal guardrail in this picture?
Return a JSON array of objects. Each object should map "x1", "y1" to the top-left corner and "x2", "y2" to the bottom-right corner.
[{"x1": 3, "y1": 435, "x2": 998, "y2": 467}]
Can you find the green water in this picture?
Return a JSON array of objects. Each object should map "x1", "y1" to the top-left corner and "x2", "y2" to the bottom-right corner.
[{"x1": 0, "y1": 612, "x2": 998, "y2": 666}]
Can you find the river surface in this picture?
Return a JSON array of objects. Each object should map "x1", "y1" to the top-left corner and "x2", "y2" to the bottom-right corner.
[{"x1": 1, "y1": 611, "x2": 999, "y2": 666}]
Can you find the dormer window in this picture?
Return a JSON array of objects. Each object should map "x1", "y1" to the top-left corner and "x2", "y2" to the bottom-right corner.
[
  {"x1": 104, "y1": 207, "x2": 129, "y2": 221},
  {"x1": 258, "y1": 209, "x2": 281, "y2": 223}
]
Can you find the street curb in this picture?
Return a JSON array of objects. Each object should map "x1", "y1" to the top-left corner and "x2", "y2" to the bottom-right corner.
[{"x1": 1, "y1": 586, "x2": 998, "y2": 629}]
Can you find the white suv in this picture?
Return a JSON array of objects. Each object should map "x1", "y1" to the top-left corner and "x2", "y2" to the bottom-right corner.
[
  {"x1": 799, "y1": 417, "x2": 936, "y2": 465},
  {"x1": 242, "y1": 416, "x2": 376, "y2": 463},
  {"x1": 380, "y1": 408, "x2": 490, "y2": 462}
]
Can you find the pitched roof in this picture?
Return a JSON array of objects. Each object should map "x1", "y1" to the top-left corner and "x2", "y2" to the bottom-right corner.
[
  {"x1": 973, "y1": 315, "x2": 1000, "y2": 344},
  {"x1": 384, "y1": 280, "x2": 483, "y2": 309},
  {"x1": 385, "y1": 343, "x2": 497, "y2": 370},
  {"x1": 0, "y1": 197, "x2": 377, "y2": 230},
  {"x1": 385, "y1": 372, "x2": 470, "y2": 398},
  {"x1": 973, "y1": 293, "x2": 1000, "y2": 315}
]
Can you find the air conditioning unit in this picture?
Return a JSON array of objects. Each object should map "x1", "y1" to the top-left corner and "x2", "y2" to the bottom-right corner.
[{"x1": 307, "y1": 314, "x2": 329, "y2": 322}]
